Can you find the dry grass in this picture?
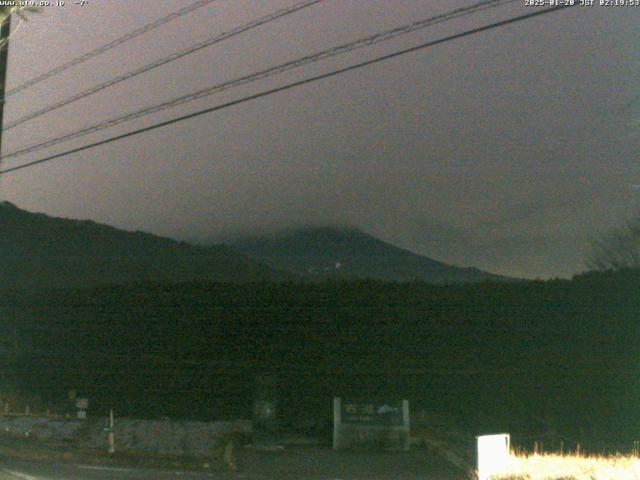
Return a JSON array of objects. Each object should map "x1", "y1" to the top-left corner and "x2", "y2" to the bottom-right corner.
[{"x1": 492, "y1": 451, "x2": 640, "y2": 480}]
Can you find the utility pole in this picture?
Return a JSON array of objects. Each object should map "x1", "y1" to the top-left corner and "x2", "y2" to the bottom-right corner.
[{"x1": 0, "y1": 11, "x2": 10, "y2": 162}]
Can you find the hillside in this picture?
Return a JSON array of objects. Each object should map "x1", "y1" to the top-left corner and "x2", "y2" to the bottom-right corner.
[
  {"x1": 230, "y1": 226, "x2": 511, "y2": 283},
  {"x1": 0, "y1": 201, "x2": 293, "y2": 290}
]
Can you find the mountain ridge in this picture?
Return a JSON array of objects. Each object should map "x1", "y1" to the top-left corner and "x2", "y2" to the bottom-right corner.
[
  {"x1": 1, "y1": 202, "x2": 512, "y2": 288},
  {"x1": 0, "y1": 202, "x2": 294, "y2": 290},
  {"x1": 229, "y1": 225, "x2": 512, "y2": 283}
]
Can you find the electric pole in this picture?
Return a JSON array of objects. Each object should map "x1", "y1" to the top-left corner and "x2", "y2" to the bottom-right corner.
[{"x1": 0, "y1": 11, "x2": 11, "y2": 161}]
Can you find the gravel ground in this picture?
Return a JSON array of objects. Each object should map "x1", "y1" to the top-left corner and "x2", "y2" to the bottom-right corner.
[{"x1": 234, "y1": 445, "x2": 467, "y2": 480}]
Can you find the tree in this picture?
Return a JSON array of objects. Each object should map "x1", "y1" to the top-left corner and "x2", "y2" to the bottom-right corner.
[
  {"x1": 586, "y1": 215, "x2": 640, "y2": 271},
  {"x1": 0, "y1": 6, "x2": 40, "y2": 49},
  {"x1": 0, "y1": 6, "x2": 40, "y2": 18}
]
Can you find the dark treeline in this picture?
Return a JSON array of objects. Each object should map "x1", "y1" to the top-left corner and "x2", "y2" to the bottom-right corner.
[{"x1": 1, "y1": 269, "x2": 639, "y2": 445}]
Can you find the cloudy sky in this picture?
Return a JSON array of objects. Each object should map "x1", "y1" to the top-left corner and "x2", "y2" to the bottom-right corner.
[{"x1": 0, "y1": 0, "x2": 638, "y2": 279}]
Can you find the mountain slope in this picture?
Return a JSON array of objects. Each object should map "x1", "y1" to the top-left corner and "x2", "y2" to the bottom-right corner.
[
  {"x1": 230, "y1": 226, "x2": 511, "y2": 283},
  {"x1": 0, "y1": 201, "x2": 293, "y2": 290}
]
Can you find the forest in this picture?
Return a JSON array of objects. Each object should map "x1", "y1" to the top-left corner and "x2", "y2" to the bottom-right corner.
[{"x1": 0, "y1": 268, "x2": 638, "y2": 448}]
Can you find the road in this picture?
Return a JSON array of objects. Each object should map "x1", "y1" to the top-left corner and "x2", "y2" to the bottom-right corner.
[
  {"x1": 0, "y1": 460, "x2": 245, "y2": 480},
  {"x1": 0, "y1": 447, "x2": 464, "y2": 479}
]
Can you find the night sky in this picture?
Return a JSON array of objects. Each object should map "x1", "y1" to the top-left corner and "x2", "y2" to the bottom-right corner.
[{"x1": 0, "y1": 0, "x2": 638, "y2": 279}]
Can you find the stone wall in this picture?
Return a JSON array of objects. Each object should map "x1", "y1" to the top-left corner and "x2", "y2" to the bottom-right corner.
[{"x1": 0, "y1": 416, "x2": 252, "y2": 457}]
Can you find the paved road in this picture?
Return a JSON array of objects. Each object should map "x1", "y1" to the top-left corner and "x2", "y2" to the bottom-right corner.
[
  {"x1": 1, "y1": 460, "x2": 248, "y2": 480},
  {"x1": 0, "y1": 447, "x2": 464, "y2": 479}
]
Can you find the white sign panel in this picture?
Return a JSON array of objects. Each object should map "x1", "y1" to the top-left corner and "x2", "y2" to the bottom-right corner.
[{"x1": 477, "y1": 433, "x2": 510, "y2": 480}]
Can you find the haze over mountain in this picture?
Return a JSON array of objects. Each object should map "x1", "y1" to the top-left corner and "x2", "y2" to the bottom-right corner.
[
  {"x1": 229, "y1": 226, "x2": 511, "y2": 283},
  {"x1": 1, "y1": 202, "x2": 510, "y2": 290},
  {"x1": 0, "y1": 201, "x2": 292, "y2": 290}
]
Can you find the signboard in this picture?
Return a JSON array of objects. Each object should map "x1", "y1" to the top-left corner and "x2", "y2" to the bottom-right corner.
[
  {"x1": 341, "y1": 400, "x2": 403, "y2": 426},
  {"x1": 333, "y1": 397, "x2": 410, "y2": 451},
  {"x1": 477, "y1": 433, "x2": 511, "y2": 480}
]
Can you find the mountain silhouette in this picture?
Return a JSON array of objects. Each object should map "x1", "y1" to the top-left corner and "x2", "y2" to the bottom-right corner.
[
  {"x1": 0, "y1": 201, "x2": 293, "y2": 290},
  {"x1": 230, "y1": 226, "x2": 511, "y2": 283}
]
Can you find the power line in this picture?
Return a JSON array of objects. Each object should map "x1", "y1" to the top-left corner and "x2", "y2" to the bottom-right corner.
[
  {"x1": 3, "y1": 0, "x2": 326, "y2": 131},
  {"x1": 0, "y1": 5, "x2": 576, "y2": 177},
  {"x1": 2, "y1": 0, "x2": 220, "y2": 99},
  {"x1": 1, "y1": 0, "x2": 516, "y2": 161}
]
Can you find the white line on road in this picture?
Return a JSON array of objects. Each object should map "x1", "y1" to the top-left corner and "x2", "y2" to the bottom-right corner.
[
  {"x1": 78, "y1": 465, "x2": 134, "y2": 472},
  {"x1": 1, "y1": 469, "x2": 46, "y2": 480},
  {"x1": 78, "y1": 465, "x2": 219, "y2": 477}
]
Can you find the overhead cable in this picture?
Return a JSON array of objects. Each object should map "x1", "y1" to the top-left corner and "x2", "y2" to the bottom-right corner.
[
  {"x1": 3, "y1": 0, "x2": 220, "y2": 99},
  {"x1": 0, "y1": 4, "x2": 576, "y2": 176},
  {"x1": 2, "y1": 0, "x2": 517, "y2": 159}
]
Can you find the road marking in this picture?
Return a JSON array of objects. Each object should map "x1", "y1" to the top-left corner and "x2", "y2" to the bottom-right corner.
[
  {"x1": 171, "y1": 473, "x2": 216, "y2": 478},
  {"x1": 78, "y1": 465, "x2": 219, "y2": 477},
  {"x1": 78, "y1": 465, "x2": 134, "y2": 472},
  {"x1": 1, "y1": 469, "x2": 46, "y2": 480}
]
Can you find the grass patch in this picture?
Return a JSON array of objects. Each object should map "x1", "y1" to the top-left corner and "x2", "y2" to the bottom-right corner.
[{"x1": 491, "y1": 451, "x2": 640, "y2": 480}]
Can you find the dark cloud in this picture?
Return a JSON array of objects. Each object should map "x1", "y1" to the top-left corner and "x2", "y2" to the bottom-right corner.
[{"x1": 1, "y1": 1, "x2": 639, "y2": 279}]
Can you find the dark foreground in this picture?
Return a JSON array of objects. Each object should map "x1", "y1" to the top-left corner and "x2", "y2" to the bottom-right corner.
[{"x1": 0, "y1": 447, "x2": 464, "y2": 480}]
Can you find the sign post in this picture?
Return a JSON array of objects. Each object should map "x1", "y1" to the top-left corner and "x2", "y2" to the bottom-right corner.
[
  {"x1": 333, "y1": 397, "x2": 341, "y2": 450},
  {"x1": 107, "y1": 409, "x2": 115, "y2": 456},
  {"x1": 333, "y1": 397, "x2": 410, "y2": 450}
]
